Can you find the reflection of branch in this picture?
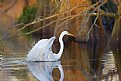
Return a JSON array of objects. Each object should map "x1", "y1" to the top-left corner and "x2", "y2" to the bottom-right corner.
[{"x1": 101, "y1": 68, "x2": 117, "y2": 80}]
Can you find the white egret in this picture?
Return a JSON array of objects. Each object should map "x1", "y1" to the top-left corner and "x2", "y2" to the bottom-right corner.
[{"x1": 26, "y1": 31, "x2": 75, "y2": 61}]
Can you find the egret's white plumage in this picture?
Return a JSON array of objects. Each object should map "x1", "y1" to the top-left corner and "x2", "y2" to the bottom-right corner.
[{"x1": 26, "y1": 31, "x2": 75, "y2": 61}]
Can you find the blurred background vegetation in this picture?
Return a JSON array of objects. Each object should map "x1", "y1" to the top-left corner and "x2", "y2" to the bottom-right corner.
[{"x1": 0, "y1": 0, "x2": 121, "y2": 53}]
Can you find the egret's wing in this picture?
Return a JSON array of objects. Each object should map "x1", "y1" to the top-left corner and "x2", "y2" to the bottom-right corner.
[
  {"x1": 44, "y1": 36, "x2": 56, "y2": 59},
  {"x1": 27, "y1": 37, "x2": 56, "y2": 61},
  {"x1": 27, "y1": 39, "x2": 48, "y2": 61}
]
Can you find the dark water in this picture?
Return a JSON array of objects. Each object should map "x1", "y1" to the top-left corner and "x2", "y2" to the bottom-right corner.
[{"x1": 0, "y1": 40, "x2": 121, "y2": 81}]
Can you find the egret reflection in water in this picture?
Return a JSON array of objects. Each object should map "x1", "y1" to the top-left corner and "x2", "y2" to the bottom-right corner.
[{"x1": 27, "y1": 61, "x2": 64, "y2": 81}]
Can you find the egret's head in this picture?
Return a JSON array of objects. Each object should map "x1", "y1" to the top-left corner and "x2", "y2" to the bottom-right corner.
[{"x1": 62, "y1": 31, "x2": 75, "y2": 37}]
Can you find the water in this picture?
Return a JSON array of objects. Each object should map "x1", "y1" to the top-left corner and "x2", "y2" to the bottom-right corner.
[{"x1": 0, "y1": 41, "x2": 121, "y2": 81}]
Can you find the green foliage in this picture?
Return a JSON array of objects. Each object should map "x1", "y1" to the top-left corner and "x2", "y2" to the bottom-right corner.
[
  {"x1": 0, "y1": 0, "x2": 3, "y2": 2},
  {"x1": 18, "y1": 6, "x2": 37, "y2": 23},
  {"x1": 18, "y1": 6, "x2": 37, "y2": 41}
]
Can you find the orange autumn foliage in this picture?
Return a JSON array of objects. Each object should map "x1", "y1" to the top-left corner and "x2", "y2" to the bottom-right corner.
[
  {"x1": 0, "y1": 0, "x2": 37, "y2": 20},
  {"x1": 59, "y1": 0, "x2": 89, "y2": 13},
  {"x1": 54, "y1": 0, "x2": 90, "y2": 41}
]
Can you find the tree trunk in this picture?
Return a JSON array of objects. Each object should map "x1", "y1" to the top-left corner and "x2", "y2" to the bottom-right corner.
[
  {"x1": 111, "y1": 3, "x2": 121, "y2": 49},
  {"x1": 110, "y1": 3, "x2": 121, "y2": 81}
]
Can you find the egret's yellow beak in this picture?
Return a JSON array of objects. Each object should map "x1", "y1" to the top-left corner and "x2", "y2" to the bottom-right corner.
[{"x1": 67, "y1": 33, "x2": 76, "y2": 37}]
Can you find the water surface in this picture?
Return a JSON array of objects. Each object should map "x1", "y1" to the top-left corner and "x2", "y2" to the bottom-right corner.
[{"x1": 1, "y1": 41, "x2": 121, "y2": 81}]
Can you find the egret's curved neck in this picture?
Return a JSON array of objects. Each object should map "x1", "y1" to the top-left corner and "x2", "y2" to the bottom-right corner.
[{"x1": 57, "y1": 33, "x2": 64, "y2": 59}]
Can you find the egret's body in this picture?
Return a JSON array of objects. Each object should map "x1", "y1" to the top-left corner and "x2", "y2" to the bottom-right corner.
[{"x1": 26, "y1": 31, "x2": 74, "y2": 61}]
